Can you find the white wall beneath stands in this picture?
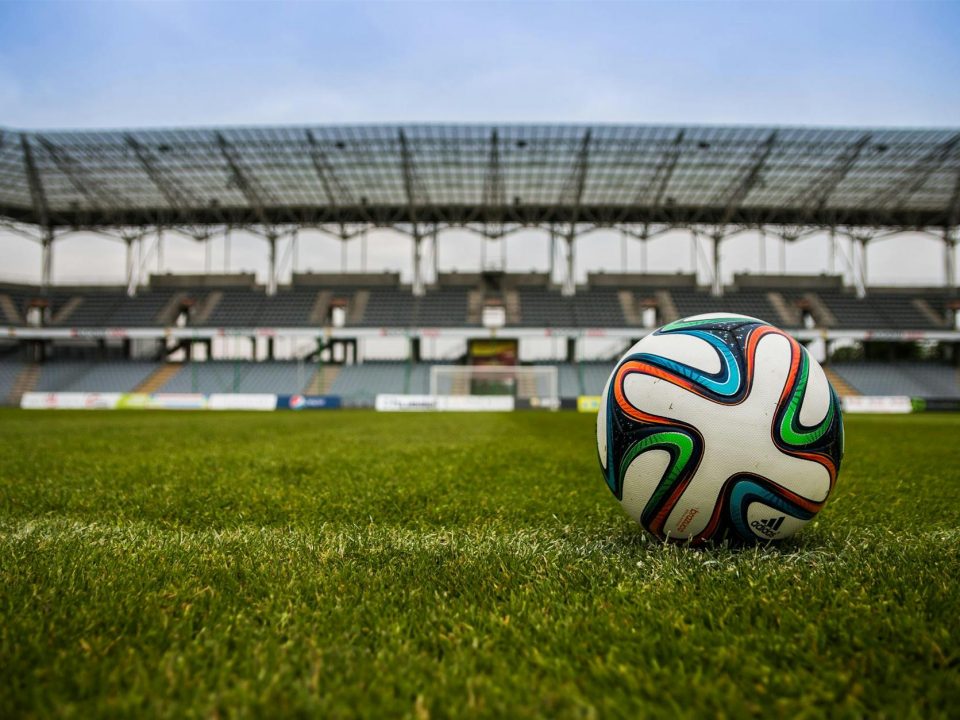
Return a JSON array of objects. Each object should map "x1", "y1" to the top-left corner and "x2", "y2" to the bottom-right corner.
[{"x1": 2, "y1": 226, "x2": 955, "y2": 288}]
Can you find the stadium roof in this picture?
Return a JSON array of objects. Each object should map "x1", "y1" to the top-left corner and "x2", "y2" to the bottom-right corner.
[{"x1": 1, "y1": 124, "x2": 959, "y2": 232}]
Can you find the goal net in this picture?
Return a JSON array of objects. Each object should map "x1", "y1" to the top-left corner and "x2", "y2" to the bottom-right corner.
[{"x1": 429, "y1": 365, "x2": 559, "y2": 409}]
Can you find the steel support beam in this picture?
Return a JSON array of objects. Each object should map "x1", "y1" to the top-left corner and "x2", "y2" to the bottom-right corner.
[
  {"x1": 361, "y1": 228, "x2": 368, "y2": 273},
  {"x1": 216, "y1": 132, "x2": 275, "y2": 230},
  {"x1": 715, "y1": 131, "x2": 777, "y2": 230},
  {"x1": 126, "y1": 135, "x2": 207, "y2": 232},
  {"x1": 483, "y1": 130, "x2": 505, "y2": 233},
  {"x1": 874, "y1": 132, "x2": 960, "y2": 213},
  {"x1": 35, "y1": 135, "x2": 123, "y2": 211},
  {"x1": 412, "y1": 232, "x2": 424, "y2": 296},
  {"x1": 859, "y1": 238, "x2": 869, "y2": 297},
  {"x1": 759, "y1": 227, "x2": 767, "y2": 273},
  {"x1": 797, "y1": 134, "x2": 871, "y2": 220},
  {"x1": 40, "y1": 227, "x2": 54, "y2": 291},
  {"x1": 21, "y1": 135, "x2": 50, "y2": 231},
  {"x1": 548, "y1": 226, "x2": 556, "y2": 278},
  {"x1": 711, "y1": 235, "x2": 723, "y2": 297},
  {"x1": 125, "y1": 237, "x2": 137, "y2": 297},
  {"x1": 945, "y1": 228, "x2": 956, "y2": 291},
  {"x1": 563, "y1": 232, "x2": 576, "y2": 296},
  {"x1": 828, "y1": 227, "x2": 836, "y2": 275},
  {"x1": 690, "y1": 230, "x2": 699, "y2": 277},
  {"x1": 306, "y1": 130, "x2": 354, "y2": 208},
  {"x1": 267, "y1": 234, "x2": 278, "y2": 296}
]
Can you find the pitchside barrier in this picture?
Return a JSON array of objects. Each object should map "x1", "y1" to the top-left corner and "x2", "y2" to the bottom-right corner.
[
  {"x1": 17, "y1": 392, "x2": 955, "y2": 413},
  {"x1": 20, "y1": 392, "x2": 335, "y2": 411},
  {"x1": 576, "y1": 394, "x2": 921, "y2": 415}
]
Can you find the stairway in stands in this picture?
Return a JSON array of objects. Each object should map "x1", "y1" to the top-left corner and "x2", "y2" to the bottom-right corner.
[
  {"x1": 306, "y1": 365, "x2": 341, "y2": 394},
  {"x1": 823, "y1": 366, "x2": 859, "y2": 397},
  {"x1": 8, "y1": 364, "x2": 40, "y2": 405},
  {"x1": 135, "y1": 364, "x2": 181, "y2": 393}
]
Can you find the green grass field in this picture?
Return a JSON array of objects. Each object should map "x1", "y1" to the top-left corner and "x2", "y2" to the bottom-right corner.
[{"x1": 1, "y1": 409, "x2": 959, "y2": 718}]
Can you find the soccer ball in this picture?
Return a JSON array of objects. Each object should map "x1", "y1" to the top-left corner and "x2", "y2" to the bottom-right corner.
[{"x1": 597, "y1": 313, "x2": 843, "y2": 544}]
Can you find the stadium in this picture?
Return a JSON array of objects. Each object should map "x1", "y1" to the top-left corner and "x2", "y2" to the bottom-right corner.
[
  {"x1": 2, "y1": 3, "x2": 960, "y2": 718},
  {"x1": 2, "y1": 124, "x2": 959, "y2": 407}
]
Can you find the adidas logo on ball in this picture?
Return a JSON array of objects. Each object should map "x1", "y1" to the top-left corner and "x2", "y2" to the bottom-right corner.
[{"x1": 750, "y1": 516, "x2": 785, "y2": 538}]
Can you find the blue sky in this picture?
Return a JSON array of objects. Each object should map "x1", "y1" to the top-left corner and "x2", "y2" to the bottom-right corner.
[
  {"x1": 2, "y1": 1, "x2": 959, "y2": 129},
  {"x1": 2, "y1": 1, "x2": 959, "y2": 292}
]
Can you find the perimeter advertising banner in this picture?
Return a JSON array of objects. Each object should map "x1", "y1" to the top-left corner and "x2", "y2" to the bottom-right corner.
[
  {"x1": 577, "y1": 396, "x2": 602, "y2": 413},
  {"x1": 20, "y1": 392, "x2": 124, "y2": 410},
  {"x1": 276, "y1": 394, "x2": 342, "y2": 410},
  {"x1": 375, "y1": 394, "x2": 515, "y2": 412},
  {"x1": 840, "y1": 395, "x2": 913, "y2": 414}
]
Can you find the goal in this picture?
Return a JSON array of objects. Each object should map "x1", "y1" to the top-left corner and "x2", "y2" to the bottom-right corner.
[{"x1": 429, "y1": 365, "x2": 560, "y2": 409}]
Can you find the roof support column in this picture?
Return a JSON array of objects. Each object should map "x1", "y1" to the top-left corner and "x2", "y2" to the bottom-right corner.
[
  {"x1": 40, "y1": 227, "x2": 54, "y2": 292},
  {"x1": 944, "y1": 228, "x2": 956, "y2": 291},
  {"x1": 340, "y1": 234, "x2": 348, "y2": 273},
  {"x1": 857, "y1": 236, "x2": 869, "y2": 298},
  {"x1": 779, "y1": 235, "x2": 787, "y2": 275},
  {"x1": 690, "y1": 230, "x2": 699, "y2": 280},
  {"x1": 361, "y1": 228, "x2": 368, "y2": 273},
  {"x1": 548, "y1": 226, "x2": 556, "y2": 279},
  {"x1": 620, "y1": 230, "x2": 628, "y2": 272},
  {"x1": 711, "y1": 234, "x2": 723, "y2": 297},
  {"x1": 563, "y1": 230, "x2": 576, "y2": 296},
  {"x1": 432, "y1": 226, "x2": 439, "y2": 281},
  {"x1": 267, "y1": 233, "x2": 278, "y2": 296},
  {"x1": 204, "y1": 236, "x2": 212, "y2": 273},
  {"x1": 641, "y1": 234, "x2": 648, "y2": 273},
  {"x1": 125, "y1": 237, "x2": 138, "y2": 297},
  {"x1": 292, "y1": 229, "x2": 299, "y2": 274},
  {"x1": 828, "y1": 227, "x2": 836, "y2": 275},
  {"x1": 157, "y1": 228, "x2": 164, "y2": 273},
  {"x1": 758, "y1": 227, "x2": 766, "y2": 273},
  {"x1": 224, "y1": 227, "x2": 231, "y2": 273},
  {"x1": 412, "y1": 231, "x2": 424, "y2": 296}
]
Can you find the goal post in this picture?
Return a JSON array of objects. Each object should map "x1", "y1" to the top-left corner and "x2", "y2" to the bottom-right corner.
[{"x1": 429, "y1": 365, "x2": 560, "y2": 409}]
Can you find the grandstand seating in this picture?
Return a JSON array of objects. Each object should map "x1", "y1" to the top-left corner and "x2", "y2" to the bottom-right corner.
[
  {"x1": 256, "y1": 287, "x2": 321, "y2": 326},
  {"x1": 1, "y1": 275, "x2": 954, "y2": 331},
  {"x1": 330, "y1": 362, "x2": 419, "y2": 398},
  {"x1": 34, "y1": 360, "x2": 160, "y2": 393},
  {"x1": 579, "y1": 362, "x2": 615, "y2": 396},
  {"x1": 0, "y1": 359, "x2": 25, "y2": 400},
  {"x1": 5, "y1": 356, "x2": 960, "y2": 403},
  {"x1": 814, "y1": 290, "x2": 944, "y2": 330},
  {"x1": 159, "y1": 361, "x2": 310, "y2": 394},
  {"x1": 203, "y1": 288, "x2": 267, "y2": 327},
  {"x1": 107, "y1": 288, "x2": 177, "y2": 326},
  {"x1": 515, "y1": 288, "x2": 576, "y2": 327},
  {"x1": 831, "y1": 362, "x2": 960, "y2": 398},
  {"x1": 671, "y1": 287, "x2": 784, "y2": 325}
]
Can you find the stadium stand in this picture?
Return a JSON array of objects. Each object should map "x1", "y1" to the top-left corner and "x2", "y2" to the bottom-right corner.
[
  {"x1": 158, "y1": 361, "x2": 311, "y2": 394},
  {"x1": 0, "y1": 358, "x2": 25, "y2": 401},
  {"x1": 831, "y1": 363, "x2": 960, "y2": 398},
  {"x1": 34, "y1": 360, "x2": 160, "y2": 393},
  {"x1": 330, "y1": 362, "x2": 419, "y2": 399},
  {"x1": 1, "y1": 272, "x2": 955, "y2": 332}
]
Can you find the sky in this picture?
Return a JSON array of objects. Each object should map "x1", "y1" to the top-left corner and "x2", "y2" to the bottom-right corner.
[{"x1": 2, "y1": 0, "x2": 959, "y2": 289}]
